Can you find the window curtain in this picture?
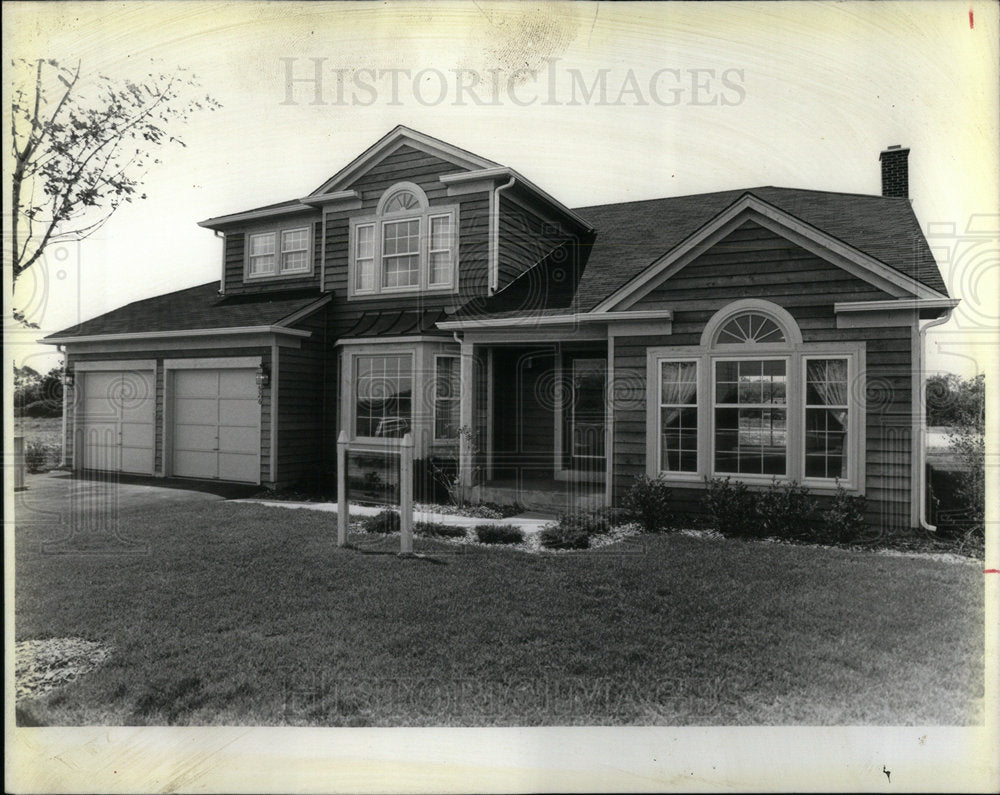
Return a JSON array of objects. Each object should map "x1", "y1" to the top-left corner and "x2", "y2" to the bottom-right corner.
[
  {"x1": 807, "y1": 360, "x2": 848, "y2": 406},
  {"x1": 660, "y1": 363, "x2": 697, "y2": 471}
]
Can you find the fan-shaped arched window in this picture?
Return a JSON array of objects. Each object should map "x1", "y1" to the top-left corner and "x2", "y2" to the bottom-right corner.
[
  {"x1": 717, "y1": 312, "x2": 786, "y2": 344},
  {"x1": 349, "y1": 182, "x2": 458, "y2": 296}
]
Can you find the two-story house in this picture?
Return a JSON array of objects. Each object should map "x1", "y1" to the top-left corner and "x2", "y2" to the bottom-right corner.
[{"x1": 44, "y1": 126, "x2": 957, "y2": 531}]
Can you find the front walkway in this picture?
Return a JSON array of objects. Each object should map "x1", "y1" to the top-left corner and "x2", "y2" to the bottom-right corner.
[{"x1": 236, "y1": 499, "x2": 556, "y2": 535}]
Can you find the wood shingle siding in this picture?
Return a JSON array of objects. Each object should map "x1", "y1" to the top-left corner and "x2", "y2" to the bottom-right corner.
[
  {"x1": 497, "y1": 189, "x2": 576, "y2": 292},
  {"x1": 275, "y1": 311, "x2": 328, "y2": 486},
  {"x1": 613, "y1": 220, "x2": 915, "y2": 529},
  {"x1": 322, "y1": 144, "x2": 491, "y2": 306},
  {"x1": 222, "y1": 215, "x2": 323, "y2": 296}
]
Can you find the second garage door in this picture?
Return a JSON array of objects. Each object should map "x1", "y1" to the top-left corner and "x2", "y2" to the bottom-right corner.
[{"x1": 171, "y1": 368, "x2": 260, "y2": 483}]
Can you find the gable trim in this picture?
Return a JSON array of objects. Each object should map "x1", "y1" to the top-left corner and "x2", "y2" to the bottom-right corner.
[
  {"x1": 594, "y1": 194, "x2": 946, "y2": 312},
  {"x1": 275, "y1": 294, "x2": 332, "y2": 327},
  {"x1": 309, "y1": 126, "x2": 499, "y2": 196}
]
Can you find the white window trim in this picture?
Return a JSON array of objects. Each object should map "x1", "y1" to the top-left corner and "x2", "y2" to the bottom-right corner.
[
  {"x1": 653, "y1": 356, "x2": 702, "y2": 481},
  {"x1": 348, "y1": 183, "x2": 459, "y2": 299},
  {"x1": 647, "y1": 296, "x2": 867, "y2": 497},
  {"x1": 350, "y1": 350, "x2": 416, "y2": 444},
  {"x1": 433, "y1": 354, "x2": 461, "y2": 443},
  {"x1": 710, "y1": 354, "x2": 795, "y2": 485},
  {"x1": 245, "y1": 223, "x2": 314, "y2": 281}
]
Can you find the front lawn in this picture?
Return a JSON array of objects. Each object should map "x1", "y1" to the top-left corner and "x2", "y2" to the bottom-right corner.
[{"x1": 15, "y1": 502, "x2": 984, "y2": 725}]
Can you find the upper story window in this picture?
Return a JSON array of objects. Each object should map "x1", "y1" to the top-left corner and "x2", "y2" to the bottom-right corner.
[
  {"x1": 349, "y1": 183, "x2": 458, "y2": 298},
  {"x1": 246, "y1": 224, "x2": 312, "y2": 280}
]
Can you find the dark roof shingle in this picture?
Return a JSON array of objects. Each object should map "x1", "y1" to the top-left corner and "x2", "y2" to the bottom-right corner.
[{"x1": 45, "y1": 282, "x2": 325, "y2": 339}]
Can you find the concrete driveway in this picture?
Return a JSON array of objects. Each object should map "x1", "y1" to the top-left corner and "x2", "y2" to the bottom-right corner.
[{"x1": 13, "y1": 470, "x2": 258, "y2": 529}]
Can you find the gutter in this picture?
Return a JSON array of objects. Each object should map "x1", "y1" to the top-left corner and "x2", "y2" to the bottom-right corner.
[
  {"x1": 437, "y1": 309, "x2": 673, "y2": 331},
  {"x1": 917, "y1": 306, "x2": 956, "y2": 531},
  {"x1": 41, "y1": 325, "x2": 312, "y2": 345},
  {"x1": 489, "y1": 175, "x2": 516, "y2": 294}
]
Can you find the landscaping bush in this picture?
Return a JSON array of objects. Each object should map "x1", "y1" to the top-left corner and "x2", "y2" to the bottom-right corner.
[
  {"x1": 363, "y1": 510, "x2": 400, "y2": 534},
  {"x1": 474, "y1": 524, "x2": 524, "y2": 545},
  {"x1": 24, "y1": 441, "x2": 57, "y2": 473},
  {"x1": 557, "y1": 510, "x2": 611, "y2": 536},
  {"x1": 703, "y1": 477, "x2": 760, "y2": 538},
  {"x1": 414, "y1": 521, "x2": 467, "y2": 539},
  {"x1": 757, "y1": 479, "x2": 817, "y2": 541},
  {"x1": 539, "y1": 523, "x2": 590, "y2": 550},
  {"x1": 19, "y1": 400, "x2": 62, "y2": 418},
  {"x1": 823, "y1": 482, "x2": 869, "y2": 544},
  {"x1": 621, "y1": 475, "x2": 674, "y2": 533}
]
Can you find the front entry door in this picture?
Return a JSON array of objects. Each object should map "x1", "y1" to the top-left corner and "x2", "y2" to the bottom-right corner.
[{"x1": 568, "y1": 358, "x2": 606, "y2": 470}]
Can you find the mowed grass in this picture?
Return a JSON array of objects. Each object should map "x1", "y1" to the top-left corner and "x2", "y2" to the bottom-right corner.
[
  {"x1": 14, "y1": 415, "x2": 63, "y2": 447},
  {"x1": 16, "y1": 502, "x2": 984, "y2": 726}
]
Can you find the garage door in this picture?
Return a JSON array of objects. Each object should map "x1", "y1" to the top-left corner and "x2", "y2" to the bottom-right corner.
[
  {"x1": 78, "y1": 369, "x2": 155, "y2": 475},
  {"x1": 171, "y1": 369, "x2": 259, "y2": 483}
]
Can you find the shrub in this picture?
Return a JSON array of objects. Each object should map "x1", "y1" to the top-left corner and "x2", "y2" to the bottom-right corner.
[
  {"x1": 24, "y1": 441, "x2": 53, "y2": 473},
  {"x1": 539, "y1": 523, "x2": 590, "y2": 550},
  {"x1": 823, "y1": 482, "x2": 868, "y2": 544},
  {"x1": 19, "y1": 400, "x2": 62, "y2": 418},
  {"x1": 363, "y1": 510, "x2": 400, "y2": 534},
  {"x1": 415, "y1": 521, "x2": 466, "y2": 539},
  {"x1": 474, "y1": 524, "x2": 524, "y2": 545},
  {"x1": 557, "y1": 511, "x2": 611, "y2": 536},
  {"x1": 703, "y1": 477, "x2": 760, "y2": 537},
  {"x1": 621, "y1": 475, "x2": 674, "y2": 533},
  {"x1": 757, "y1": 479, "x2": 817, "y2": 541}
]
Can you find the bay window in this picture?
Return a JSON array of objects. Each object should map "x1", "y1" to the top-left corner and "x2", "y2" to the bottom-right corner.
[
  {"x1": 349, "y1": 183, "x2": 458, "y2": 297},
  {"x1": 354, "y1": 354, "x2": 413, "y2": 439},
  {"x1": 434, "y1": 355, "x2": 460, "y2": 440},
  {"x1": 647, "y1": 301, "x2": 864, "y2": 490}
]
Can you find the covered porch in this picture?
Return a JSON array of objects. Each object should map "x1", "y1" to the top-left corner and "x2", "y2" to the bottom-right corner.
[{"x1": 456, "y1": 336, "x2": 611, "y2": 513}]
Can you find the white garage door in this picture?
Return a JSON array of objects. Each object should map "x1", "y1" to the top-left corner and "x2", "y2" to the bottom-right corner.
[
  {"x1": 78, "y1": 369, "x2": 155, "y2": 475},
  {"x1": 171, "y1": 369, "x2": 260, "y2": 483}
]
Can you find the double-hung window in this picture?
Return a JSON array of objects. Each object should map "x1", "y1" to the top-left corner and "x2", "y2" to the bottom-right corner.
[
  {"x1": 434, "y1": 355, "x2": 460, "y2": 440},
  {"x1": 648, "y1": 302, "x2": 863, "y2": 490},
  {"x1": 247, "y1": 225, "x2": 312, "y2": 279},
  {"x1": 349, "y1": 183, "x2": 458, "y2": 297},
  {"x1": 354, "y1": 354, "x2": 413, "y2": 439}
]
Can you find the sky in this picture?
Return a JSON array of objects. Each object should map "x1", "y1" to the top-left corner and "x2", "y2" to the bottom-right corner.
[{"x1": 5, "y1": 1, "x2": 999, "y2": 380}]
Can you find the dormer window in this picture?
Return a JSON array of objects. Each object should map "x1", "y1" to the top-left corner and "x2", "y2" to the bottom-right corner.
[
  {"x1": 246, "y1": 224, "x2": 312, "y2": 280},
  {"x1": 349, "y1": 182, "x2": 458, "y2": 297}
]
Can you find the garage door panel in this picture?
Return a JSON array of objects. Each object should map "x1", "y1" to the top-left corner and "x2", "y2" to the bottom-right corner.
[
  {"x1": 171, "y1": 366, "x2": 259, "y2": 483},
  {"x1": 174, "y1": 424, "x2": 216, "y2": 451},
  {"x1": 78, "y1": 370, "x2": 154, "y2": 476},
  {"x1": 174, "y1": 397, "x2": 217, "y2": 424},
  {"x1": 174, "y1": 370, "x2": 219, "y2": 396},
  {"x1": 219, "y1": 426, "x2": 258, "y2": 454},
  {"x1": 219, "y1": 453, "x2": 258, "y2": 483},
  {"x1": 173, "y1": 450, "x2": 218, "y2": 480},
  {"x1": 219, "y1": 398, "x2": 258, "y2": 426},
  {"x1": 120, "y1": 447, "x2": 154, "y2": 475}
]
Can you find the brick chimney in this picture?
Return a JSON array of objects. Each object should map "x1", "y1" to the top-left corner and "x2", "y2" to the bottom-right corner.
[{"x1": 879, "y1": 145, "x2": 909, "y2": 198}]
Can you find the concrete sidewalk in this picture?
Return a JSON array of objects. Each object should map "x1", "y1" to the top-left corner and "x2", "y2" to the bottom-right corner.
[{"x1": 235, "y1": 499, "x2": 557, "y2": 534}]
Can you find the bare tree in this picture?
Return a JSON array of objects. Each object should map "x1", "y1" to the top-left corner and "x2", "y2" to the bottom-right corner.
[{"x1": 9, "y1": 58, "x2": 221, "y2": 320}]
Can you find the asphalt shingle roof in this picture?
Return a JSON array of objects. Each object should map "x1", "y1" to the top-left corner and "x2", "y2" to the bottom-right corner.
[
  {"x1": 45, "y1": 282, "x2": 325, "y2": 339},
  {"x1": 569, "y1": 187, "x2": 948, "y2": 310},
  {"x1": 458, "y1": 187, "x2": 948, "y2": 320}
]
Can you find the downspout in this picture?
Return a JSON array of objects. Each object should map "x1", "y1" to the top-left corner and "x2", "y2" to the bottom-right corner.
[
  {"x1": 917, "y1": 308, "x2": 954, "y2": 531},
  {"x1": 489, "y1": 175, "x2": 516, "y2": 295},
  {"x1": 215, "y1": 230, "x2": 226, "y2": 296}
]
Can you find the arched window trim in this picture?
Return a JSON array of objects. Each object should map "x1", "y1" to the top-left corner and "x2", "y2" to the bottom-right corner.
[
  {"x1": 376, "y1": 181, "x2": 429, "y2": 215},
  {"x1": 349, "y1": 182, "x2": 460, "y2": 298},
  {"x1": 700, "y1": 299, "x2": 804, "y2": 348}
]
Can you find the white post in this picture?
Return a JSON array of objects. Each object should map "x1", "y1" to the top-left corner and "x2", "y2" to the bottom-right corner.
[
  {"x1": 399, "y1": 433, "x2": 414, "y2": 555},
  {"x1": 337, "y1": 431, "x2": 348, "y2": 547},
  {"x1": 459, "y1": 341, "x2": 474, "y2": 489}
]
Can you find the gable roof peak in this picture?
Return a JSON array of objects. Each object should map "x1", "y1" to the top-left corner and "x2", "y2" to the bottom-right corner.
[{"x1": 308, "y1": 125, "x2": 502, "y2": 197}]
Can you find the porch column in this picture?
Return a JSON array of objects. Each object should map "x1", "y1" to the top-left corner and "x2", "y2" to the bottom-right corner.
[{"x1": 459, "y1": 339, "x2": 475, "y2": 487}]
